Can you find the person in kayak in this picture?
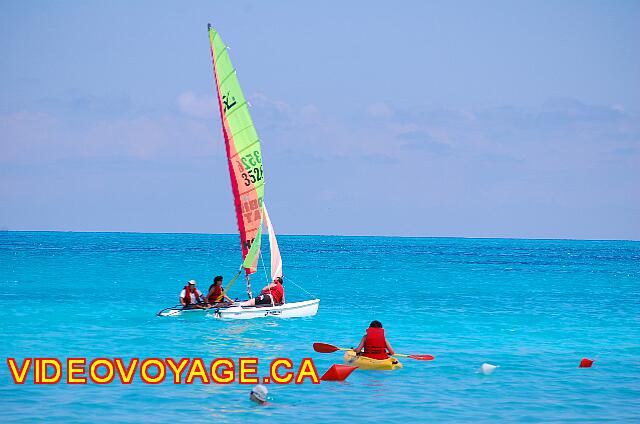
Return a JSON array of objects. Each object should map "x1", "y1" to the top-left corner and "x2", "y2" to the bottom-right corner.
[
  {"x1": 206, "y1": 275, "x2": 232, "y2": 305},
  {"x1": 179, "y1": 280, "x2": 206, "y2": 308},
  {"x1": 240, "y1": 276, "x2": 284, "y2": 307},
  {"x1": 354, "y1": 320, "x2": 395, "y2": 359}
]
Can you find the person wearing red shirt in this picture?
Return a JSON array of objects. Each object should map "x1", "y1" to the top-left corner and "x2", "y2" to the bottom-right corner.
[{"x1": 240, "y1": 277, "x2": 284, "y2": 307}]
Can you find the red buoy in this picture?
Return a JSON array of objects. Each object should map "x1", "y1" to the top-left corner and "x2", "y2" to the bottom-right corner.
[
  {"x1": 579, "y1": 358, "x2": 594, "y2": 368},
  {"x1": 320, "y1": 364, "x2": 358, "y2": 381}
]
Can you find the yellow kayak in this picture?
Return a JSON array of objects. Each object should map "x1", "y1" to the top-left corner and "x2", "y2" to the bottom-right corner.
[{"x1": 343, "y1": 349, "x2": 403, "y2": 370}]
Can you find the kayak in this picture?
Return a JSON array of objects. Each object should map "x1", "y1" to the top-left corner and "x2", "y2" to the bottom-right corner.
[{"x1": 343, "y1": 349, "x2": 403, "y2": 370}]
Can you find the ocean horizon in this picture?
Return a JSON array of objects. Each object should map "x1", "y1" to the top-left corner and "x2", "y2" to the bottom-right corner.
[{"x1": 2, "y1": 230, "x2": 637, "y2": 243}]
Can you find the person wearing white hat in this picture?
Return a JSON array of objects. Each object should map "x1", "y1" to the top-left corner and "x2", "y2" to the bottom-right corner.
[
  {"x1": 249, "y1": 384, "x2": 268, "y2": 405},
  {"x1": 179, "y1": 280, "x2": 205, "y2": 308}
]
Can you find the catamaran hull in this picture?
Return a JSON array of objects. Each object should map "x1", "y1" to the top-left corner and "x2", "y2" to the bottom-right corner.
[
  {"x1": 157, "y1": 303, "x2": 238, "y2": 317},
  {"x1": 214, "y1": 299, "x2": 320, "y2": 320}
]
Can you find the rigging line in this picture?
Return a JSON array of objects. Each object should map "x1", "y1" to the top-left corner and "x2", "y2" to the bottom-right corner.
[
  {"x1": 259, "y1": 246, "x2": 270, "y2": 283},
  {"x1": 207, "y1": 234, "x2": 219, "y2": 286},
  {"x1": 259, "y1": 246, "x2": 275, "y2": 306},
  {"x1": 283, "y1": 275, "x2": 316, "y2": 298}
]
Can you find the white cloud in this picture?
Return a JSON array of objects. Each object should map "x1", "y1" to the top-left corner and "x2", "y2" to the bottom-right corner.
[
  {"x1": 365, "y1": 102, "x2": 394, "y2": 119},
  {"x1": 0, "y1": 109, "x2": 221, "y2": 166},
  {"x1": 177, "y1": 91, "x2": 215, "y2": 120}
]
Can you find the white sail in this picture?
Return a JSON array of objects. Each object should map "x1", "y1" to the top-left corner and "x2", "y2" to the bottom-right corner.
[{"x1": 263, "y1": 203, "x2": 282, "y2": 280}]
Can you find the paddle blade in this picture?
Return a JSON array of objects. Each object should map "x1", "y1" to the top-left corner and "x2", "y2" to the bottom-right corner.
[
  {"x1": 313, "y1": 342, "x2": 340, "y2": 353},
  {"x1": 408, "y1": 354, "x2": 435, "y2": 361}
]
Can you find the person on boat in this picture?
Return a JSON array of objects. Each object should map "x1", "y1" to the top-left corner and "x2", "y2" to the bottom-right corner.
[
  {"x1": 206, "y1": 275, "x2": 232, "y2": 304},
  {"x1": 179, "y1": 280, "x2": 206, "y2": 308},
  {"x1": 249, "y1": 384, "x2": 269, "y2": 405},
  {"x1": 240, "y1": 276, "x2": 284, "y2": 307},
  {"x1": 354, "y1": 320, "x2": 395, "y2": 359}
]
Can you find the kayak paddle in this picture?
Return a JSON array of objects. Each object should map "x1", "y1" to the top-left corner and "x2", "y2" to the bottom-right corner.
[
  {"x1": 313, "y1": 342, "x2": 434, "y2": 361},
  {"x1": 393, "y1": 353, "x2": 435, "y2": 361},
  {"x1": 313, "y1": 342, "x2": 349, "y2": 353}
]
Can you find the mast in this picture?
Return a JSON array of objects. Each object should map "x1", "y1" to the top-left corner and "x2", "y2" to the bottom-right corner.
[{"x1": 245, "y1": 274, "x2": 253, "y2": 299}]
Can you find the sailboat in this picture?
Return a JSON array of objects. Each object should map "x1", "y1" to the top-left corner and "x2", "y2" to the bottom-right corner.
[{"x1": 205, "y1": 23, "x2": 319, "y2": 319}]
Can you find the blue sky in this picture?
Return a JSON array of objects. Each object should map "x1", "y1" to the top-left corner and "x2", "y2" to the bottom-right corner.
[{"x1": 1, "y1": 0, "x2": 638, "y2": 239}]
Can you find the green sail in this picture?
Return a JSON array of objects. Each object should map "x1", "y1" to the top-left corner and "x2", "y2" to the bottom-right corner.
[{"x1": 208, "y1": 24, "x2": 265, "y2": 274}]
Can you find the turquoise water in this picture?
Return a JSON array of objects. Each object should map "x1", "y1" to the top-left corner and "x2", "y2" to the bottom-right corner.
[{"x1": 1, "y1": 231, "x2": 639, "y2": 422}]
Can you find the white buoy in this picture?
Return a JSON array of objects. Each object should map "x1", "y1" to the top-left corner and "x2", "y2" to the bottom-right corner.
[{"x1": 480, "y1": 363, "x2": 499, "y2": 375}]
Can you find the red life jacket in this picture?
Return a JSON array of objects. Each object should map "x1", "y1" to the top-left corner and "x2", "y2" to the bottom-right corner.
[
  {"x1": 207, "y1": 285, "x2": 223, "y2": 303},
  {"x1": 264, "y1": 282, "x2": 284, "y2": 304},
  {"x1": 363, "y1": 327, "x2": 388, "y2": 360},
  {"x1": 182, "y1": 286, "x2": 201, "y2": 305}
]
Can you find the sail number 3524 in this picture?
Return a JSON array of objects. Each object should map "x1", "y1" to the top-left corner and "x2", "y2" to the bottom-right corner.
[{"x1": 238, "y1": 151, "x2": 263, "y2": 187}]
